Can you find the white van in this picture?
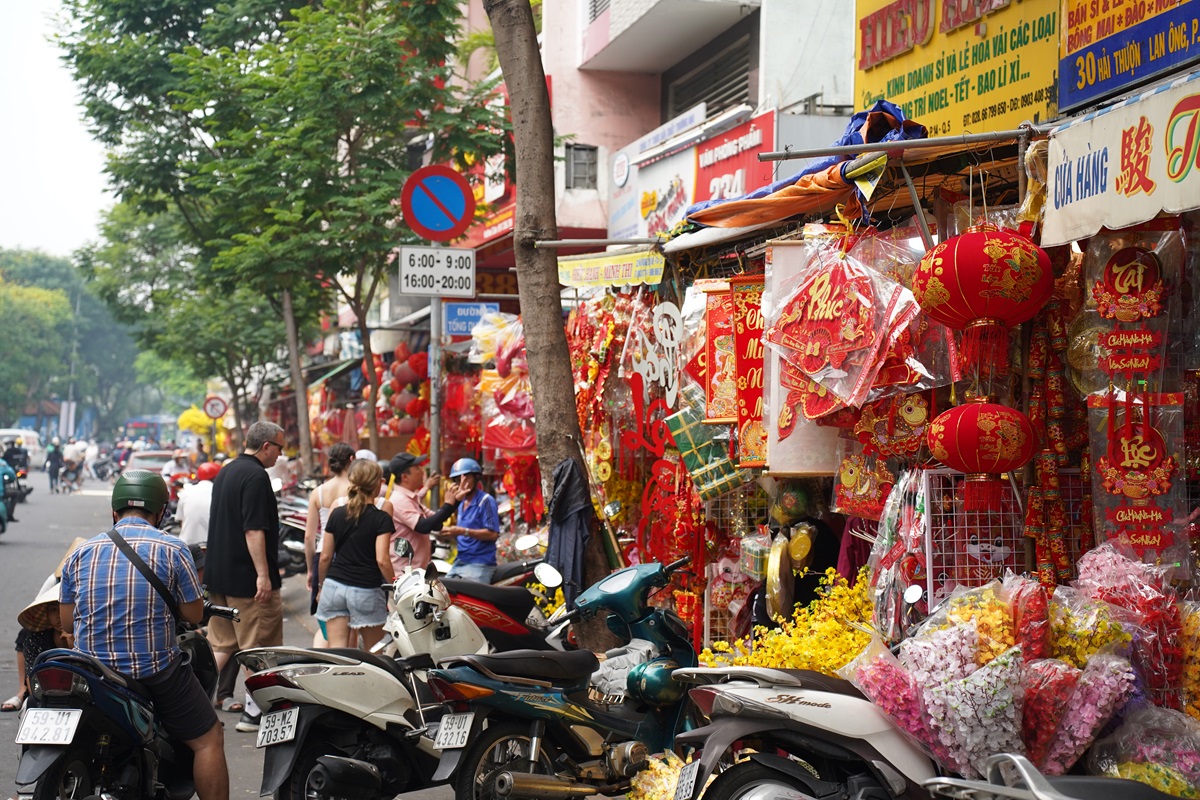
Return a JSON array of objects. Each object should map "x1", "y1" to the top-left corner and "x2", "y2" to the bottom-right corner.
[{"x1": 0, "y1": 429, "x2": 46, "y2": 470}]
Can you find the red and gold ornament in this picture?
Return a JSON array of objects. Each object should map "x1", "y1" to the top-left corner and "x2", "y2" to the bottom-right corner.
[{"x1": 927, "y1": 399, "x2": 1037, "y2": 510}]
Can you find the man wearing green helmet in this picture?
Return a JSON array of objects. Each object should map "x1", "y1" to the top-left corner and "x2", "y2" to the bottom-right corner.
[{"x1": 58, "y1": 470, "x2": 229, "y2": 800}]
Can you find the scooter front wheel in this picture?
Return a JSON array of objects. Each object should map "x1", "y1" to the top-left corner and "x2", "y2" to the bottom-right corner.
[
  {"x1": 31, "y1": 750, "x2": 94, "y2": 800},
  {"x1": 701, "y1": 761, "x2": 814, "y2": 800},
  {"x1": 453, "y1": 722, "x2": 560, "y2": 800}
]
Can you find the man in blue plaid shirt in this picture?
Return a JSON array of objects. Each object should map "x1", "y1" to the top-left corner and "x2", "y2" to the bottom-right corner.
[{"x1": 59, "y1": 470, "x2": 228, "y2": 800}]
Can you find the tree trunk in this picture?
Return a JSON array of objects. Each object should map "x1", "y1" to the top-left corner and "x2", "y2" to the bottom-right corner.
[
  {"x1": 282, "y1": 287, "x2": 316, "y2": 474},
  {"x1": 356, "y1": 311, "x2": 381, "y2": 455},
  {"x1": 484, "y1": 0, "x2": 617, "y2": 651}
]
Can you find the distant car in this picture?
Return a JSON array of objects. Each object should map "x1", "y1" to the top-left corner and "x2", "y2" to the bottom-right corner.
[
  {"x1": 123, "y1": 450, "x2": 177, "y2": 474},
  {"x1": 0, "y1": 429, "x2": 46, "y2": 470}
]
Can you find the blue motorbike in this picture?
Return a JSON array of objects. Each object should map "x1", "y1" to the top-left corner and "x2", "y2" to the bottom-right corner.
[
  {"x1": 13, "y1": 603, "x2": 237, "y2": 800},
  {"x1": 427, "y1": 556, "x2": 696, "y2": 800}
]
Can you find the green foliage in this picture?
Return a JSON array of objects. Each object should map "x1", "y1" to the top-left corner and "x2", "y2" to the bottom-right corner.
[{"x1": 0, "y1": 279, "x2": 72, "y2": 424}]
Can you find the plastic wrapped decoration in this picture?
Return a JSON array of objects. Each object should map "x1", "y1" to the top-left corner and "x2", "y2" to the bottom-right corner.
[
  {"x1": 1049, "y1": 585, "x2": 1135, "y2": 669},
  {"x1": 867, "y1": 470, "x2": 927, "y2": 644},
  {"x1": 1045, "y1": 654, "x2": 1137, "y2": 774},
  {"x1": 832, "y1": 438, "x2": 894, "y2": 521},
  {"x1": 1002, "y1": 574, "x2": 1051, "y2": 661},
  {"x1": 1090, "y1": 705, "x2": 1200, "y2": 796},
  {"x1": 763, "y1": 239, "x2": 921, "y2": 408},
  {"x1": 1022, "y1": 659, "x2": 1081, "y2": 770}
]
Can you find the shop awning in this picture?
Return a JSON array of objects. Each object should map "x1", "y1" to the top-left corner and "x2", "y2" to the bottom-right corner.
[
  {"x1": 1043, "y1": 69, "x2": 1200, "y2": 247},
  {"x1": 306, "y1": 358, "x2": 360, "y2": 391},
  {"x1": 662, "y1": 221, "x2": 781, "y2": 254}
]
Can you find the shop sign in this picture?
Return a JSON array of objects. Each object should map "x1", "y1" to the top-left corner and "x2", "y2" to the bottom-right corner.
[
  {"x1": 855, "y1": 0, "x2": 1060, "y2": 136},
  {"x1": 702, "y1": 286, "x2": 737, "y2": 423},
  {"x1": 1060, "y1": 0, "x2": 1200, "y2": 112},
  {"x1": 731, "y1": 276, "x2": 766, "y2": 467},
  {"x1": 443, "y1": 302, "x2": 499, "y2": 337},
  {"x1": 557, "y1": 248, "x2": 665, "y2": 288},
  {"x1": 1043, "y1": 71, "x2": 1200, "y2": 245},
  {"x1": 608, "y1": 110, "x2": 777, "y2": 239}
]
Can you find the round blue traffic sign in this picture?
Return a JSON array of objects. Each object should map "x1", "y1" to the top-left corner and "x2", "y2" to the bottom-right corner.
[{"x1": 400, "y1": 165, "x2": 477, "y2": 242}]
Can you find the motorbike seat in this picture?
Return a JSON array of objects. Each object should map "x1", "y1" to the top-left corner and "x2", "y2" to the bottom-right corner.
[
  {"x1": 775, "y1": 669, "x2": 866, "y2": 701},
  {"x1": 447, "y1": 650, "x2": 599, "y2": 685},
  {"x1": 442, "y1": 578, "x2": 535, "y2": 622},
  {"x1": 324, "y1": 648, "x2": 416, "y2": 684},
  {"x1": 492, "y1": 560, "x2": 533, "y2": 584},
  {"x1": 35, "y1": 649, "x2": 151, "y2": 699}
]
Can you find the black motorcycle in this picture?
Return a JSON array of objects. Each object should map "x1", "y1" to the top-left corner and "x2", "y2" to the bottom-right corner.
[{"x1": 14, "y1": 603, "x2": 238, "y2": 800}]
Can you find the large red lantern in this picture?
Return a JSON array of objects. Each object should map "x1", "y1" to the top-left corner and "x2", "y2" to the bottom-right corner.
[
  {"x1": 913, "y1": 224, "x2": 1053, "y2": 376},
  {"x1": 927, "y1": 399, "x2": 1037, "y2": 510}
]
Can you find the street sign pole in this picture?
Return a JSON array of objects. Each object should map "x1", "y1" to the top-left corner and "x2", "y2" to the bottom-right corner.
[{"x1": 429, "y1": 299, "x2": 442, "y2": 506}]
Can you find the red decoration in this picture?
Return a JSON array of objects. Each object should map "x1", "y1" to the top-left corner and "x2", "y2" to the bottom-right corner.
[
  {"x1": 405, "y1": 397, "x2": 430, "y2": 418},
  {"x1": 913, "y1": 224, "x2": 1053, "y2": 376},
  {"x1": 408, "y1": 352, "x2": 430, "y2": 381},
  {"x1": 1091, "y1": 247, "x2": 1166, "y2": 323},
  {"x1": 927, "y1": 400, "x2": 1037, "y2": 510}
]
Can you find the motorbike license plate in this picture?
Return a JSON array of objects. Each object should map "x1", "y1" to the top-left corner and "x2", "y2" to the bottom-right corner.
[
  {"x1": 255, "y1": 708, "x2": 299, "y2": 748},
  {"x1": 433, "y1": 712, "x2": 474, "y2": 750},
  {"x1": 15, "y1": 709, "x2": 82, "y2": 745},
  {"x1": 674, "y1": 760, "x2": 701, "y2": 800}
]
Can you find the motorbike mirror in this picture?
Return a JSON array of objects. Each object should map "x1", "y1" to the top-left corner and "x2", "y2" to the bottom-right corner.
[
  {"x1": 533, "y1": 562, "x2": 563, "y2": 589},
  {"x1": 602, "y1": 500, "x2": 623, "y2": 520},
  {"x1": 394, "y1": 538, "x2": 414, "y2": 559},
  {"x1": 270, "y1": 477, "x2": 284, "y2": 493},
  {"x1": 514, "y1": 533, "x2": 541, "y2": 552},
  {"x1": 425, "y1": 562, "x2": 440, "y2": 581},
  {"x1": 903, "y1": 584, "x2": 925, "y2": 605}
]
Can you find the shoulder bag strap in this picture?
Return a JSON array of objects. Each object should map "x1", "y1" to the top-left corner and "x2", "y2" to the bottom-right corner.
[{"x1": 105, "y1": 527, "x2": 183, "y2": 622}]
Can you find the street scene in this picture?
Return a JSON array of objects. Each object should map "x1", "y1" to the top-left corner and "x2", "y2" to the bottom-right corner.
[{"x1": 6, "y1": 0, "x2": 1200, "y2": 800}]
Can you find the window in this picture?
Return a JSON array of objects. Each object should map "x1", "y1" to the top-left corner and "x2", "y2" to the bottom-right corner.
[
  {"x1": 588, "y1": 0, "x2": 610, "y2": 23},
  {"x1": 665, "y1": 35, "x2": 754, "y2": 120},
  {"x1": 565, "y1": 144, "x2": 598, "y2": 190}
]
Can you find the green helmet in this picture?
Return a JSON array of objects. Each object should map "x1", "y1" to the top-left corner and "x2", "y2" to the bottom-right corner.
[
  {"x1": 627, "y1": 658, "x2": 685, "y2": 707},
  {"x1": 111, "y1": 470, "x2": 170, "y2": 515}
]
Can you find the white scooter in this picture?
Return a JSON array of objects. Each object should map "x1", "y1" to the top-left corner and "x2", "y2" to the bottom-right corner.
[
  {"x1": 236, "y1": 559, "x2": 487, "y2": 800},
  {"x1": 672, "y1": 669, "x2": 1174, "y2": 800}
]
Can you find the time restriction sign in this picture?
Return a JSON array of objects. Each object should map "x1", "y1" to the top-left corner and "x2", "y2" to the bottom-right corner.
[{"x1": 398, "y1": 246, "x2": 476, "y2": 298}]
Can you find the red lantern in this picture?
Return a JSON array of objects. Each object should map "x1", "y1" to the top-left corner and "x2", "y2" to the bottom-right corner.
[
  {"x1": 927, "y1": 399, "x2": 1037, "y2": 510},
  {"x1": 913, "y1": 224, "x2": 1053, "y2": 376}
]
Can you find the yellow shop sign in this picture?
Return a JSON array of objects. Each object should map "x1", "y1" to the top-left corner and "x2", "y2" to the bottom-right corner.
[{"x1": 856, "y1": 0, "x2": 1060, "y2": 135}]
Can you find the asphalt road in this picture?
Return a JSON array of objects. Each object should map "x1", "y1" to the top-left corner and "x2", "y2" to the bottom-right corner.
[{"x1": 0, "y1": 480, "x2": 453, "y2": 800}]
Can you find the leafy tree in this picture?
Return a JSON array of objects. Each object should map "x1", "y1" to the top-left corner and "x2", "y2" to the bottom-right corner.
[
  {"x1": 171, "y1": 0, "x2": 508, "y2": 453},
  {"x1": 0, "y1": 279, "x2": 72, "y2": 424}
]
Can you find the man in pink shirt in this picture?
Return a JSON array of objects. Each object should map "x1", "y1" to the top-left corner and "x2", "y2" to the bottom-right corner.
[{"x1": 387, "y1": 453, "x2": 463, "y2": 573}]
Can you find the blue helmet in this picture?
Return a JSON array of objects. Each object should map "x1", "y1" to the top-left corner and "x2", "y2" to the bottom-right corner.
[{"x1": 449, "y1": 457, "x2": 483, "y2": 478}]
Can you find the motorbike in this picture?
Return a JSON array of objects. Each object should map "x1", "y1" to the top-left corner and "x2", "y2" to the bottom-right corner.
[
  {"x1": 14, "y1": 602, "x2": 239, "y2": 800},
  {"x1": 237, "y1": 561, "x2": 490, "y2": 800},
  {"x1": 426, "y1": 555, "x2": 697, "y2": 800},
  {"x1": 923, "y1": 753, "x2": 1175, "y2": 800},
  {"x1": 274, "y1": 479, "x2": 310, "y2": 576},
  {"x1": 92, "y1": 454, "x2": 115, "y2": 482},
  {"x1": 1, "y1": 461, "x2": 19, "y2": 524},
  {"x1": 13, "y1": 466, "x2": 34, "y2": 503}
]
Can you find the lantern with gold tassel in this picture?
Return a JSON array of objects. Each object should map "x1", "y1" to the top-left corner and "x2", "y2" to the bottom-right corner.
[
  {"x1": 913, "y1": 224, "x2": 1053, "y2": 377},
  {"x1": 927, "y1": 399, "x2": 1037, "y2": 510}
]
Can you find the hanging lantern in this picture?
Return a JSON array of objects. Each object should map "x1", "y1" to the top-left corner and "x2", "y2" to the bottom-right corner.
[
  {"x1": 913, "y1": 224, "x2": 1053, "y2": 376},
  {"x1": 927, "y1": 399, "x2": 1037, "y2": 510}
]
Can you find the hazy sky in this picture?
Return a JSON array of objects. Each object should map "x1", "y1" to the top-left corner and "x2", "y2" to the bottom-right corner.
[{"x1": 1, "y1": 1, "x2": 111, "y2": 258}]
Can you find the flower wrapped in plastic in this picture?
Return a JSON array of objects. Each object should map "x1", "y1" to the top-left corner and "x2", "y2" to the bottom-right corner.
[
  {"x1": 925, "y1": 646, "x2": 1025, "y2": 778},
  {"x1": 841, "y1": 637, "x2": 953, "y2": 767},
  {"x1": 1044, "y1": 654, "x2": 1137, "y2": 773},
  {"x1": 628, "y1": 750, "x2": 687, "y2": 800},
  {"x1": 1089, "y1": 704, "x2": 1200, "y2": 796},
  {"x1": 899, "y1": 619, "x2": 979, "y2": 687},
  {"x1": 921, "y1": 581, "x2": 1015, "y2": 666},
  {"x1": 1184, "y1": 602, "x2": 1200, "y2": 722},
  {"x1": 1003, "y1": 573, "x2": 1050, "y2": 661},
  {"x1": 1022, "y1": 659, "x2": 1081, "y2": 770},
  {"x1": 1075, "y1": 544, "x2": 1184, "y2": 710},
  {"x1": 1049, "y1": 586, "x2": 1134, "y2": 669}
]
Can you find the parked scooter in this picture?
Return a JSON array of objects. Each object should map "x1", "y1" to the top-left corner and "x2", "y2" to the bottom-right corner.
[
  {"x1": 441, "y1": 551, "x2": 571, "y2": 652},
  {"x1": 14, "y1": 603, "x2": 239, "y2": 800},
  {"x1": 274, "y1": 477, "x2": 310, "y2": 576},
  {"x1": 237, "y1": 560, "x2": 489, "y2": 800},
  {"x1": 426, "y1": 556, "x2": 697, "y2": 799}
]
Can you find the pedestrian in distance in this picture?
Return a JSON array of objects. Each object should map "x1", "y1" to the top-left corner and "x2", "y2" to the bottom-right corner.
[
  {"x1": 439, "y1": 458, "x2": 500, "y2": 582},
  {"x1": 304, "y1": 442, "x2": 356, "y2": 648},
  {"x1": 58, "y1": 471, "x2": 229, "y2": 800},
  {"x1": 47, "y1": 437, "x2": 65, "y2": 494},
  {"x1": 315, "y1": 459, "x2": 396, "y2": 650},
  {"x1": 387, "y1": 453, "x2": 464, "y2": 574},
  {"x1": 204, "y1": 420, "x2": 285, "y2": 734}
]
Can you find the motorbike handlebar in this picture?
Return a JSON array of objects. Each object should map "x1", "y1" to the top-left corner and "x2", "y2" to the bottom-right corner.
[
  {"x1": 664, "y1": 555, "x2": 692, "y2": 574},
  {"x1": 380, "y1": 583, "x2": 396, "y2": 592},
  {"x1": 205, "y1": 602, "x2": 240, "y2": 623}
]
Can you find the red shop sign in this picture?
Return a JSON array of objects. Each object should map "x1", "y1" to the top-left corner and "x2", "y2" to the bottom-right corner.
[{"x1": 694, "y1": 110, "x2": 776, "y2": 204}]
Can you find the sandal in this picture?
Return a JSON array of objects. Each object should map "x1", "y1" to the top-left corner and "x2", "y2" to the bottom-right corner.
[
  {"x1": 2, "y1": 693, "x2": 26, "y2": 712},
  {"x1": 219, "y1": 698, "x2": 245, "y2": 713}
]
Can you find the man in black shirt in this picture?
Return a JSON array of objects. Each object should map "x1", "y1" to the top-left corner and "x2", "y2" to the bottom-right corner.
[
  {"x1": 205, "y1": 421, "x2": 283, "y2": 733},
  {"x1": 3, "y1": 439, "x2": 29, "y2": 471}
]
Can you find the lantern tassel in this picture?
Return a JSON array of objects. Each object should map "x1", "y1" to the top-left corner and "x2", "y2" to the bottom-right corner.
[
  {"x1": 961, "y1": 319, "x2": 1010, "y2": 378},
  {"x1": 964, "y1": 475, "x2": 1006, "y2": 511}
]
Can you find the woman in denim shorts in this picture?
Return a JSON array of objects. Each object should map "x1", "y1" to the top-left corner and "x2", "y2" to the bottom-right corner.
[{"x1": 316, "y1": 460, "x2": 396, "y2": 649}]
